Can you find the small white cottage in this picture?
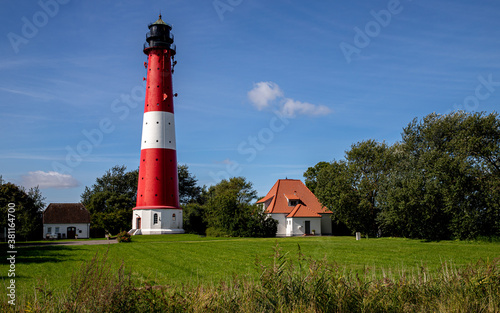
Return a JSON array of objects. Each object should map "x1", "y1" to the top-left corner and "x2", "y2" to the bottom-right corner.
[
  {"x1": 257, "y1": 179, "x2": 333, "y2": 237},
  {"x1": 43, "y1": 203, "x2": 91, "y2": 239}
]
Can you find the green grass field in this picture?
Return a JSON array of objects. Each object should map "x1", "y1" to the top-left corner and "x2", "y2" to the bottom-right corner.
[{"x1": 2, "y1": 235, "x2": 499, "y2": 297}]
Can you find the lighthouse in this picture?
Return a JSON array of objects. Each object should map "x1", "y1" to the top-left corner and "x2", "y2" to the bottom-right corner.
[{"x1": 131, "y1": 15, "x2": 184, "y2": 235}]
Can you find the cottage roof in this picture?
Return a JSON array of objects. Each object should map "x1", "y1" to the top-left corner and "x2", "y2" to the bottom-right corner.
[
  {"x1": 259, "y1": 179, "x2": 332, "y2": 217},
  {"x1": 43, "y1": 203, "x2": 91, "y2": 224},
  {"x1": 287, "y1": 204, "x2": 322, "y2": 218}
]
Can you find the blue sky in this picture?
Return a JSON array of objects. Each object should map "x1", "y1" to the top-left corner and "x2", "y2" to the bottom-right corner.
[{"x1": 1, "y1": 0, "x2": 500, "y2": 205}]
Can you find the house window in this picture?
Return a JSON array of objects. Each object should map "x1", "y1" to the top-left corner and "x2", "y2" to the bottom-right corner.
[
  {"x1": 47, "y1": 227, "x2": 52, "y2": 233},
  {"x1": 289, "y1": 200, "x2": 298, "y2": 206},
  {"x1": 153, "y1": 213, "x2": 158, "y2": 224},
  {"x1": 55, "y1": 227, "x2": 59, "y2": 233},
  {"x1": 172, "y1": 213, "x2": 176, "y2": 221}
]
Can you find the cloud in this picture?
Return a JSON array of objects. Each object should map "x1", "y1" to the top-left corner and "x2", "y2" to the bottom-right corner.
[
  {"x1": 22, "y1": 171, "x2": 80, "y2": 189},
  {"x1": 247, "y1": 81, "x2": 284, "y2": 110},
  {"x1": 280, "y1": 98, "x2": 332, "y2": 117},
  {"x1": 247, "y1": 81, "x2": 332, "y2": 117}
]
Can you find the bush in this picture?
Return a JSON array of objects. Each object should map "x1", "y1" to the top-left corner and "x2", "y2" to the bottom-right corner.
[
  {"x1": 116, "y1": 231, "x2": 131, "y2": 243},
  {"x1": 205, "y1": 227, "x2": 230, "y2": 237}
]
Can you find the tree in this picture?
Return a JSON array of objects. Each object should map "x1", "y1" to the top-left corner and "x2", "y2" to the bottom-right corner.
[
  {"x1": 305, "y1": 140, "x2": 393, "y2": 236},
  {"x1": 378, "y1": 112, "x2": 500, "y2": 240},
  {"x1": 306, "y1": 112, "x2": 500, "y2": 240},
  {"x1": 204, "y1": 177, "x2": 277, "y2": 237},
  {"x1": 81, "y1": 165, "x2": 138, "y2": 236},
  {"x1": 0, "y1": 181, "x2": 45, "y2": 241},
  {"x1": 304, "y1": 161, "x2": 330, "y2": 194},
  {"x1": 182, "y1": 202, "x2": 207, "y2": 235},
  {"x1": 82, "y1": 164, "x2": 204, "y2": 236},
  {"x1": 178, "y1": 164, "x2": 202, "y2": 206}
]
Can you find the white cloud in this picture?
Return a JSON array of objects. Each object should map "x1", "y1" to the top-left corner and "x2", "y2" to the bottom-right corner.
[
  {"x1": 280, "y1": 98, "x2": 332, "y2": 117},
  {"x1": 247, "y1": 81, "x2": 284, "y2": 110},
  {"x1": 22, "y1": 171, "x2": 80, "y2": 189},
  {"x1": 247, "y1": 81, "x2": 332, "y2": 117}
]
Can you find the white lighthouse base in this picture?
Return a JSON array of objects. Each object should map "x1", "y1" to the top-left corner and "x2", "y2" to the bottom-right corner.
[{"x1": 132, "y1": 208, "x2": 184, "y2": 235}]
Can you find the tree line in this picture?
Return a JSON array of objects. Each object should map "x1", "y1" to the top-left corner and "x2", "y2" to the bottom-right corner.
[
  {"x1": 304, "y1": 111, "x2": 500, "y2": 240},
  {"x1": 1, "y1": 111, "x2": 498, "y2": 241},
  {"x1": 81, "y1": 166, "x2": 276, "y2": 237}
]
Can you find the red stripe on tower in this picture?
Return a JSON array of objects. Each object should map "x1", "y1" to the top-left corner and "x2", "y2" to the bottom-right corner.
[{"x1": 131, "y1": 15, "x2": 183, "y2": 235}]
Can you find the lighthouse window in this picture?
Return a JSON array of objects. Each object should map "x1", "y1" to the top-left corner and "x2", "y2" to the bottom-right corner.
[
  {"x1": 153, "y1": 213, "x2": 158, "y2": 224},
  {"x1": 172, "y1": 214, "x2": 176, "y2": 221}
]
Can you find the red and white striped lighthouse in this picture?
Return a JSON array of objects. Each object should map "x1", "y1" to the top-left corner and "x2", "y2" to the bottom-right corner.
[{"x1": 132, "y1": 15, "x2": 184, "y2": 235}]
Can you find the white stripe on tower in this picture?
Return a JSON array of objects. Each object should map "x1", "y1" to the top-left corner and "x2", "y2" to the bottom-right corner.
[{"x1": 140, "y1": 111, "x2": 176, "y2": 150}]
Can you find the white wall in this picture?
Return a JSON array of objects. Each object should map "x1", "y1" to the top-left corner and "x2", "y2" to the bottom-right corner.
[
  {"x1": 269, "y1": 213, "x2": 287, "y2": 236},
  {"x1": 132, "y1": 209, "x2": 184, "y2": 235},
  {"x1": 44, "y1": 223, "x2": 90, "y2": 239},
  {"x1": 287, "y1": 217, "x2": 322, "y2": 236}
]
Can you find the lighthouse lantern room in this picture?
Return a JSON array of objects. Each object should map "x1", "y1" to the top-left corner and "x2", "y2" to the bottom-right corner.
[{"x1": 131, "y1": 15, "x2": 184, "y2": 235}]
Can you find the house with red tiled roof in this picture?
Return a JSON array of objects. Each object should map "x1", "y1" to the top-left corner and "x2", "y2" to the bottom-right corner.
[
  {"x1": 43, "y1": 203, "x2": 91, "y2": 239},
  {"x1": 257, "y1": 179, "x2": 333, "y2": 236}
]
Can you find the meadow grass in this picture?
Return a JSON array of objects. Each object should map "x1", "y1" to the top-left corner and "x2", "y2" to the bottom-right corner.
[
  {"x1": 0, "y1": 234, "x2": 500, "y2": 306},
  {"x1": 1, "y1": 235, "x2": 499, "y2": 297},
  {"x1": 1, "y1": 237, "x2": 499, "y2": 312}
]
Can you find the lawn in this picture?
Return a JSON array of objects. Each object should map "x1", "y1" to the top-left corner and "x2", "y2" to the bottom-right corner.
[{"x1": 2, "y1": 235, "x2": 499, "y2": 298}]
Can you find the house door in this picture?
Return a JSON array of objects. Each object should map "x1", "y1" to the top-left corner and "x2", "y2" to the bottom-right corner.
[
  {"x1": 67, "y1": 227, "x2": 76, "y2": 239},
  {"x1": 136, "y1": 217, "x2": 141, "y2": 229},
  {"x1": 305, "y1": 221, "x2": 311, "y2": 235}
]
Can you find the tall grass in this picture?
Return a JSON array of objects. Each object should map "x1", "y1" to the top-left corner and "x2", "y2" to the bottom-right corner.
[{"x1": 4, "y1": 244, "x2": 499, "y2": 312}]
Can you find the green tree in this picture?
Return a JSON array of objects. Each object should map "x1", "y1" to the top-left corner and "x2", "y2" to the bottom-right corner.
[
  {"x1": 82, "y1": 164, "x2": 203, "y2": 236},
  {"x1": 178, "y1": 164, "x2": 202, "y2": 206},
  {"x1": 182, "y1": 202, "x2": 207, "y2": 235},
  {"x1": 378, "y1": 112, "x2": 500, "y2": 240},
  {"x1": 0, "y1": 181, "x2": 45, "y2": 241},
  {"x1": 305, "y1": 140, "x2": 393, "y2": 236},
  {"x1": 81, "y1": 165, "x2": 138, "y2": 236},
  {"x1": 204, "y1": 177, "x2": 277, "y2": 237}
]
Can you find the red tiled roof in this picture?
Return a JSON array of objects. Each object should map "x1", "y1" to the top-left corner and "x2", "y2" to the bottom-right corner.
[
  {"x1": 260, "y1": 179, "x2": 332, "y2": 216},
  {"x1": 43, "y1": 203, "x2": 91, "y2": 224},
  {"x1": 256, "y1": 194, "x2": 274, "y2": 203},
  {"x1": 284, "y1": 194, "x2": 300, "y2": 200},
  {"x1": 287, "y1": 204, "x2": 322, "y2": 218}
]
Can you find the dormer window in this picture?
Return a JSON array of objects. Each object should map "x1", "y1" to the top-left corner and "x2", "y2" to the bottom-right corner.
[{"x1": 285, "y1": 194, "x2": 301, "y2": 206}]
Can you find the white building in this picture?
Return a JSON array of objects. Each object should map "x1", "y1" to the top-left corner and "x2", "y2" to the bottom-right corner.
[
  {"x1": 43, "y1": 203, "x2": 91, "y2": 239},
  {"x1": 257, "y1": 179, "x2": 333, "y2": 236},
  {"x1": 130, "y1": 208, "x2": 183, "y2": 235}
]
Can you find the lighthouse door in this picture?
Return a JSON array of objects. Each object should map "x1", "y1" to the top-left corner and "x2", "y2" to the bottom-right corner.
[{"x1": 136, "y1": 217, "x2": 141, "y2": 229}]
